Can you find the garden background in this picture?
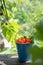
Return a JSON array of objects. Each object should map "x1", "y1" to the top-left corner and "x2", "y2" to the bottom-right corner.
[{"x1": 0, "y1": 0, "x2": 43, "y2": 55}]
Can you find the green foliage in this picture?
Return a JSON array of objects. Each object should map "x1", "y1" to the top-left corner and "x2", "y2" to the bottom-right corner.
[
  {"x1": 31, "y1": 45, "x2": 43, "y2": 61},
  {"x1": 1, "y1": 19, "x2": 20, "y2": 46},
  {"x1": 35, "y1": 18, "x2": 43, "y2": 40},
  {"x1": 0, "y1": 0, "x2": 43, "y2": 47}
]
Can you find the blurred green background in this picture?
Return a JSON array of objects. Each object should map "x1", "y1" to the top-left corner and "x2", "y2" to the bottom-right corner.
[{"x1": 0, "y1": 0, "x2": 43, "y2": 61}]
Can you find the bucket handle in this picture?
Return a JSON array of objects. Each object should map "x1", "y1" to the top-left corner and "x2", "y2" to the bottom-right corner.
[{"x1": 14, "y1": 30, "x2": 23, "y2": 42}]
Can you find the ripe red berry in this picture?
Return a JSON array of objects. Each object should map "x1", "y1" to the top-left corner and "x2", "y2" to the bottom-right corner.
[{"x1": 25, "y1": 38, "x2": 31, "y2": 43}]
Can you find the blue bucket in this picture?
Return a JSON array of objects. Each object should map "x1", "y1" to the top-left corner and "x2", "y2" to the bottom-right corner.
[{"x1": 16, "y1": 43, "x2": 32, "y2": 62}]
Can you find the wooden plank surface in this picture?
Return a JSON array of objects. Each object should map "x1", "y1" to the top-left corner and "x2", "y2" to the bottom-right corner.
[
  {"x1": 0, "y1": 54, "x2": 32, "y2": 65},
  {"x1": 0, "y1": 54, "x2": 43, "y2": 65}
]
